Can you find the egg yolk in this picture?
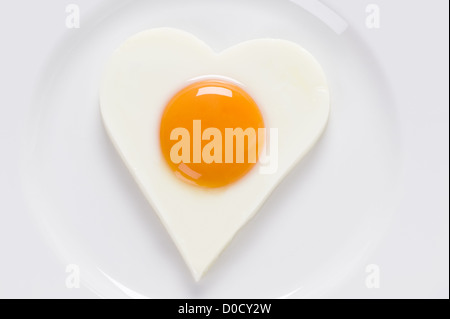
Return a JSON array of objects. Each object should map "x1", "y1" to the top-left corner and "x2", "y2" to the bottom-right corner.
[{"x1": 160, "y1": 79, "x2": 265, "y2": 188}]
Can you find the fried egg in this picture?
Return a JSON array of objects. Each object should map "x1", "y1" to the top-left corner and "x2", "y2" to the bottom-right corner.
[{"x1": 100, "y1": 28, "x2": 329, "y2": 280}]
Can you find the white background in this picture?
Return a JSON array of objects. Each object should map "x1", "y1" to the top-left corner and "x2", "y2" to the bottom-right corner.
[{"x1": 0, "y1": 0, "x2": 448, "y2": 298}]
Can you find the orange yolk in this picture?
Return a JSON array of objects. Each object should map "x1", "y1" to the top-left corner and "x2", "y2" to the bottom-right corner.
[{"x1": 160, "y1": 79, "x2": 265, "y2": 188}]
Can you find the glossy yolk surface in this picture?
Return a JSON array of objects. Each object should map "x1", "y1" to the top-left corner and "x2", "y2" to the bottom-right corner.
[{"x1": 160, "y1": 80, "x2": 265, "y2": 188}]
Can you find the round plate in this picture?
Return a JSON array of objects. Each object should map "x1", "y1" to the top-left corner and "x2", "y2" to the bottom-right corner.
[{"x1": 21, "y1": 0, "x2": 401, "y2": 298}]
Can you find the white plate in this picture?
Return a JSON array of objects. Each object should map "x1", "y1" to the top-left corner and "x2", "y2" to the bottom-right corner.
[{"x1": 21, "y1": 0, "x2": 401, "y2": 298}]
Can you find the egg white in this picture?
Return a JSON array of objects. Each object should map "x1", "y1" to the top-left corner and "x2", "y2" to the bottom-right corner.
[{"x1": 100, "y1": 28, "x2": 329, "y2": 281}]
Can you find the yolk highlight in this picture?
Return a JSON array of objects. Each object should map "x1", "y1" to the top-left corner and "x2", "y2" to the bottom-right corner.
[{"x1": 160, "y1": 79, "x2": 265, "y2": 188}]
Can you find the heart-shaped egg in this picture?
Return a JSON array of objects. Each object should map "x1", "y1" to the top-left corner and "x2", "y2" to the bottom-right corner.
[{"x1": 100, "y1": 28, "x2": 329, "y2": 281}]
